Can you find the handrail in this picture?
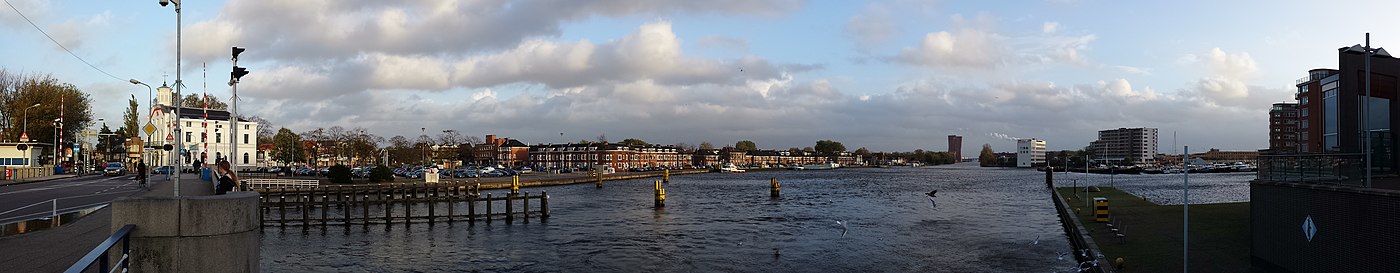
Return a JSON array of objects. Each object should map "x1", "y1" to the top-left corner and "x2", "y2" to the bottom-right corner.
[{"x1": 65, "y1": 224, "x2": 135, "y2": 273}]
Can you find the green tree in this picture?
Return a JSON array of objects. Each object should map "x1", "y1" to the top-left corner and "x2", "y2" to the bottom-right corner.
[
  {"x1": 854, "y1": 147, "x2": 870, "y2": 157},
  {"x1": 814, "y1": 140, "x2": 846, "y2": 155},
  {"x1": 123, "y1": 96, "x2": 139, "y2": 138},
  {"x1": 698, "y1": 142, "x2": 715, "y2": 150},
  {"x1": 621, "y1": 138, "x2": 649, "y2": 146},
  {"x1": 0, "y1": 70, "x2": 95, "y2": 161},
  {"x1": 979, "y1": 144, "x2": 996, "y2": 167},
  {"x1": 735, "y1": 140, "x2": 757, "y2": 151},
  {"x1": 272, "y1": 128, "x2": 305, "y2": 166},
  {"x1": 181, "y1": 93, "x2": 228, "y2": 110}
]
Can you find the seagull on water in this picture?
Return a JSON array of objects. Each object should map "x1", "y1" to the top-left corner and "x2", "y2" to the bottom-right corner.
[
  {"x1": 836, "y1": 220, "x2": 848, "y2": 237},
  {"x1": 1056, "y1": 252, "x2": 1068, "y2": 261},
  {"x1": 1032, "y1": 235, "x2": 1040, "y2": 245}
]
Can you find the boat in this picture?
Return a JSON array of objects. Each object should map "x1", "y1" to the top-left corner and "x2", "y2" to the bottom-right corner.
[
  {"x1": 720, "y1": 163, "x2": 746, "y2": 173},
  {"x1": 801, "y1": 163, "x2": 840, "y2": 170}
]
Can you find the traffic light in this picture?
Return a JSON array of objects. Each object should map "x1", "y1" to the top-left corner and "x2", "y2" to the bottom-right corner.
[
  {"x1": 231, "y1": 66, "x2": 249, "y2": 81},
  {"x1": 231, "y1": 46, "x2": 245, "y2": 60}
]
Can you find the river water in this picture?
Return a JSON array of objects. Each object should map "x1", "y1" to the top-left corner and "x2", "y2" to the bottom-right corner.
[{"x1": 260, "y1": 163, "x2": 1251, "y2": 272}]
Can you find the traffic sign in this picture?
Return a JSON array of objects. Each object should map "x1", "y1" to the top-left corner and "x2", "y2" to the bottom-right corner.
[
  {"x1": 18, "y1": 132, "x2": 27, "y2": 142},
  {"x1": 143, "y1": 122, "x2": 157, "y2": 136},
  {"x1": 166, "y1": 133, "x2": 174, "y2": 141}
]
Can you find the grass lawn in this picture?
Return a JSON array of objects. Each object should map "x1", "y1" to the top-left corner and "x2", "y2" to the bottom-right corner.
[{"x1": 1056, "y1": 187, "x2": 1251, "y2": 272}]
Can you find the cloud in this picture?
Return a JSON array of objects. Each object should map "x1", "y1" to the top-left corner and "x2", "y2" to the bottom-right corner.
[
  {"x1": 1042, "y1": 21, "x2": 1059, "y2": 34},
  {"x1": 845, "y1": 4, "x2": 897, "y2": 48},
  {"x1": 695, "y1": 35, "x2": 750, "y2": 53},
  {"x1": 888, "y1": 14, "x2": 1095, "y2": 70},
  {"x1": 1193, "y1": 48, "x2": 1258, "y2": 102}
]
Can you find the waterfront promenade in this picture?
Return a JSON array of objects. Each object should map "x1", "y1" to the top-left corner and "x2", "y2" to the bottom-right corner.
[
  {"x1": 0, "y1": 175, "x2": 213, "y2": 273},
  {"x1": 1056, "y1": 187, "x2": 1250, "y2": 272}
]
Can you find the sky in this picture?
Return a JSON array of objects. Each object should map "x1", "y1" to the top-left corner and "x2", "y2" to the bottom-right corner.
[{"x1": 3, "y1": 0, "x2": 1399, "y2": 153}]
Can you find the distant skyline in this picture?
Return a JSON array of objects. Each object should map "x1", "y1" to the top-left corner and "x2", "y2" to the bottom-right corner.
[{"x1": 4, "y1": 0, "x2": 1399, "y2": 153}]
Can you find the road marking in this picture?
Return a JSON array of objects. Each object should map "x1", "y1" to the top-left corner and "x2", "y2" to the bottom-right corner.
[
  {"x1": 0, "y1": 175, "x2": 131, "y2": 196},
  {"x1": 0, "y1": 189, "x2": 140, "y2": 216},
  {"x1": 0, "y1": 203, "x2": 111, "y2": 225}
]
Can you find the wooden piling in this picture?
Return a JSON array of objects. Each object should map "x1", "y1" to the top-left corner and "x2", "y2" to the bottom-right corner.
[
  {"x1": 486, "y1": 193, "x2": 493, "y2": 224},
  {"x1": 362, "y1": 191, "x2": 370, "y2": 227},
  {"x1": 596, "y1": 171, "x2": 603, "y2": 188},
  {"x1": 771, "y1": 177, "x2": 780, "y2": 198},
  {"x1": 447, "y1": 183, "x2": 455, "y2": 221},
  {"x1": 320, "y1": 190, "x2": 329, "y2": 227},
  {"x1": 655, "y1": 180, "x2": 666, "y2": 208},
  {"x1": 428, "y1": 184, "x2": 436, "y2": 224},
  {"x1": 506, "y1": 191, "x2": 515, "y2": 224},
  {"x1": 384, "y1": 186, "x2": 393, "y2": 224},
  {"x1": 343, "y1": 189, "x2": 351, "y2": 225},
  {"x1": 523, "y1": 192, "x2": 530, "y2": 223},
  {"x1": 468, "y1": 192, "x2": 477, "y2": 224},
  {"x1": 541, "y1": 191, "x2": 550, "y2": 219},
  {"x1": 301, "y1": 192, "x2": 310, "y2": 227},
  {"x1": 279, "y1": 194, "x2": 286, "y2": 227}
]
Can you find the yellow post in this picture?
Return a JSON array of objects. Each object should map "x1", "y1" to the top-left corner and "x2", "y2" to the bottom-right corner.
[
  {"x1": 655, "y1": 180, "x2": 666, "y2": 208},
  {"x1": 511, "y1": 175, "x2": 520, "y2": 195},
  {"x1": 595, "y1": 170, "x2": 603, "y2": 188},
  {"x1": 770, "y1": 177, "x2": 780, "y2": 198},
  {"x1": 663, "y1": 169, "x2": 670, "y2": 183}
]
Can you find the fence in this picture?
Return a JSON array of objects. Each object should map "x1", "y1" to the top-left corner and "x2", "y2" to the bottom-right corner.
[
  {"x1": 0, "y1": 166, "x2": 55, "y2": 185},
  {"x1": 1255, "y1": 153, "x2": 1384, "y2": 187},
  {"x1": 63, "y1": 224, "x2": 135, "y2": 273},
  {"x1": 254, "y1": 182, "x2": 548, "y2": 227}
]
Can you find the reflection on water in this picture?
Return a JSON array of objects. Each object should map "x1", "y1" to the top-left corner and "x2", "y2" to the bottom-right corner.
[
  {"x1": 263, "y1": 164, "x2": 1246, "y2": 272},
  {"x1": 0, "y1": 205, "x2": 107, "y2": 237}
]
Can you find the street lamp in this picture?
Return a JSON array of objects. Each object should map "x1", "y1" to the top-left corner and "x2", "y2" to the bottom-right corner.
[
  {"x1": 129, "y1": 79, "x2": 153, "y2": 122},
  {"x1": 160, "y1": 0, "x2": 184, "y2": 196},
  {"x1": 21, "y1": 103, "x2": 40, "y2": 141}
]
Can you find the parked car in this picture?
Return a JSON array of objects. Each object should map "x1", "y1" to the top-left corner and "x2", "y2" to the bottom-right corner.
[{"x1": 103, "y1": 162, "x2": 127, "y2": 176}]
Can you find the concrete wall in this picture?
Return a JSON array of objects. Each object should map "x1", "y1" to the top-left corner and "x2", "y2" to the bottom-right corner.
[
  {"x1": 111, "y1": 191, "x2": 260, "y2": 273},
  {"x1": 1251, "y1": 181, "x2": 1400, "y2": 272}
]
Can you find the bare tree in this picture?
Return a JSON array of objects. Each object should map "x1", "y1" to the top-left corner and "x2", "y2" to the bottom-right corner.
[
  {"x1": 438, "y1": 130, "x2": 463, "y2": 146},
  {"x1": 596, "y1": 134, "x2": 608, "y2": 144}
]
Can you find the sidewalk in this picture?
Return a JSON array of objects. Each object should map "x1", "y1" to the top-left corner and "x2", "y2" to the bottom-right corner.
[{"x1": 0, "y1": 175, "x2": 214, "y2": 273}]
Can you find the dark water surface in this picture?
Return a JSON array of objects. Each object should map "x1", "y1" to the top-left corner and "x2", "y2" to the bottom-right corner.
[{"x1": 263, "y1": 163, "x2": 1252, "y2": 272}]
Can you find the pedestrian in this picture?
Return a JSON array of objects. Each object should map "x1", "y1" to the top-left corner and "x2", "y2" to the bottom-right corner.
[
  {"x1": 215, "y1": 160, "x2": 239, "y2": 195},
  {"x1": 137, "y1": 161, "x2": 148, "y2": 189}
]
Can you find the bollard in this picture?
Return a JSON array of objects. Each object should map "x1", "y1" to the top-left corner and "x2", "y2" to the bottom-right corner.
[
  {"x1": 664, "y1": 169, "x2": 670, "y2": 183},
  {"x1": 770, "y1": 177, "x2": 780, "y2": 198},
  {"x1": 279, "y1": 194, "x2": 287, "y2": 227},
  {"x1": 596, "y1": 171, "x2": 603, "y2": 188},
  {"x1": 486, "y1": 193, "x2": 493, "y2": 224},
  {"x1": 468, "y1": 192, "x2": 477, "y2": 225},
  {"x1": 523, "y1": 192, "x2": 530, "y2": 223},
  {"x1": 362, "y1": 191, "x2": 370, "y2": 227},
  {"x1": 655, "y1": 180, "x2": 666, "y2": 208},
  {"x1": 506, "y1": 191, "x2": 514, "y2": 224}
]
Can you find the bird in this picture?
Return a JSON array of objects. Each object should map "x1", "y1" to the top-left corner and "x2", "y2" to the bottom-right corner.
[
  {"x1": 927, "y1": 196, "x2": 937, "y2": 207},
  {"x1": 1032, "y1": 235, "x2": 1040, "y2": 245},
  {"x1": 1056, "y1": 252, "x2": 1068, "y2": 261},
  {"x1": 836, "y1": 220, "x2": 848, "y2": 237},
  {"x1": 926, "y1": 190, "x2": 938, "y2": 198},
  {"x1": 772, "y1": 248, "x2": 781, "y2": 257}
]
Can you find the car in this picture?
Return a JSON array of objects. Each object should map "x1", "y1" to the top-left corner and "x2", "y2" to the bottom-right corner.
[
  {"x1": 103, "y1": 162, "x2": 127, "y2": 176},
  {"x1": 152, "y1": 166, "x2": 175, "y2": 174}
]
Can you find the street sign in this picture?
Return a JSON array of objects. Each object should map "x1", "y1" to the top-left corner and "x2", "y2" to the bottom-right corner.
[
  {"x1": 166, "y1": 133, "x2": 174, "y2": 141},
  {"x1": 18, "y1": 132, "x2": 28, "y2": 142},
  {"x1": 143, "y1": 122, "x2": 157, "y2": 136}
]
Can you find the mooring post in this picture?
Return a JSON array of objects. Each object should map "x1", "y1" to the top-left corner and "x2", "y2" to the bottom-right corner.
[
  {"x1": 279, "y1": 194, "x2": 286, "y2": 227},
  {"x1": 771, "y1": 177, "x2": 780, "y2": 198},
  {"x1": 596, "y1": 170, "x2": 603, "y2": 188},
  {"x1": 384, "y1": 185, "x2": 393, "y2": 224},
  {"x1": 343, "y1": 189, "x2": 351, "y2": 225},
  {"x1": 362, "y1": 191, "x2": 369, "y2": 227},
  {"x1": 655, "y1": 180, "x2": 666, "y2": 208},
  {"x1": 301, "y1": 192, "x2": 310, "y2": 227},
  {"x1": 428, "y1": 183, "x2": 436, "y2": 224},
  {"x1": 447, "y1": 183, "x2": 455, "y2": 221},
  {"x1": 541, "y1": 191, "x2": 550, "y2": 219},
  {"x1": 523, "y1": 192, "x2": 530, "y2": 223},
  {"x1": 1046, "y1": 167, "x2": 1054, "y2": 189},
  {"x1": 468, "y1": 191, "x2": 477, "y2": 224},
  {"x1": 486, "y1": 193, "x2": 493, "y2": 224},
  {"x1": 664, "y1": 169, "x2": 670, "y2": 183},
  {"x1": 404, "y1": 184, "x2": 413, "y2": 226},
  {"x1": 506, "y1": 191, "x2": 515, "y2": 224},
  {"x1": 320, "y1": 189, "x2": 329, "y2": 227}
]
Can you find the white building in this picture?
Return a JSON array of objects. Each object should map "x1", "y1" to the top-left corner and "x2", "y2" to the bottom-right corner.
[
  {"x1": 1088, "y1": 127, "x2": 1159, "y2": 163},
  {"x1": 1017, "y1": 138, "x2": 1047, "y2": 168},
  {"x1": 146, "y1": 82, "x2": 259, "y2": 171}
]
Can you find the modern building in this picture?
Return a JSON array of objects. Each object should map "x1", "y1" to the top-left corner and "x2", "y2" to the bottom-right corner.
[
  {"x1": 1253, "y1": 43, "x2": 1400, "y2": 272},
  {"x1": 146, "y1": 82, "x2": 259, "y2": 171},
  {"x1": 1268, "y1": 103, "x2": 1301, "y2": 154},
  {"x1": 1016, "y1": 138, "x2": 1046, "y2": 168},
  {"x1": 947, "y1": 135, "x2": 963, "y2": 160},
  {"x1": 1088, "y1": 127, "x2": 1158, "y2": 163}
]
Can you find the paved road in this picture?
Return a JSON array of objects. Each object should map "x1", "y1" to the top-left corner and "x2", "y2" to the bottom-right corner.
[{"x1": 0, "y1": 174, "x2": 148, "y2": 224}]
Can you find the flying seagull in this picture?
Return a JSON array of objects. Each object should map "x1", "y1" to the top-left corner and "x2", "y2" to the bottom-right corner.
[
  {"x1": 1032, "y1": 235, "x2": 1040, "y2": 245},
  {"x1": 926, "y1": 190, "x2": 938, "y2": 198},
  {"x1": 836, "y1": 220, "x2": 848, "y2": 237}
]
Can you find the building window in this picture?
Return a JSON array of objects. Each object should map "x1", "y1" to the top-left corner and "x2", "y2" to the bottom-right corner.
[
  {"x1": 243, "y1": 153, "x2": 249, "y2": 164},
  {"x1": 243, "y1": 134, "x2": 249, "y2": 144},
  {"x1": 186, "y1": 132, "x2": 192, "y2": 142},
  {"x1": 245, "y1": 125, "x2": 249, "y2": 130},
  {"x1": 216, "y1": 133, "x2": 222, "y2": 143}
]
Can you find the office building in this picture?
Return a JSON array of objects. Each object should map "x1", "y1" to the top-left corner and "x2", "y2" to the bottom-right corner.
[
  {"x1": 1268, "y1": 103, "x2": 1301, "y2": 154},
  {"x1": 948, "y1": 135, "x2": 963, "y2": 160},
  {"x1": 1088, "y1": 127, "x2": 1158, "y2": 163},
  {"x1": 1016, "y1": 138, "x2": 1046, "y2": 168}
]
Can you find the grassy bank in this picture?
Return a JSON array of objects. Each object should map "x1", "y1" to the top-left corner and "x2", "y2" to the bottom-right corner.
[{"x1": 1055, "y1": 187, "x2": 1250, "y2": 272}]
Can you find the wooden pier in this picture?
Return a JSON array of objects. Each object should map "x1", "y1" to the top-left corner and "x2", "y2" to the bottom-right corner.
[{"x1": 248, "y1": 182, "x2": 548, "y2": 227}]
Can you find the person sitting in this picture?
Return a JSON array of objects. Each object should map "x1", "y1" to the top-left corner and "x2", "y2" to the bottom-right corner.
[{"x1": 215, "y1": 161, "x2": 240, "y2": 195}]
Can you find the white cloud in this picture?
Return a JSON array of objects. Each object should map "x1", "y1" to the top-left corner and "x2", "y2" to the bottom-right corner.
[
  {"x1": 1194, "y1": 48, "x2": 1257, "y2": 102},
  {"x1": 894, "y1": 29, "x2": 1004, "y2": 69},
  {"x1": 889, "y1": 15, "x2": 1095, "y2": 70},
  {"x1": 1042, "y1": 21, "x2": 1059, "y2": 34},
  {"x1": 845, "y1": 4, "x2": 897, "y2": 48}
]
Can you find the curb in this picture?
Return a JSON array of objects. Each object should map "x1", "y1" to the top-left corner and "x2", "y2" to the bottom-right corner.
[{"x1": 0, "y1": 174, "x2": 99, "y2": 187}]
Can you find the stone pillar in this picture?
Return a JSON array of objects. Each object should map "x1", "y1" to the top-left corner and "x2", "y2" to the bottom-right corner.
[{"x1": 111, "y1": 191, "x2": 260, "y2": 273}]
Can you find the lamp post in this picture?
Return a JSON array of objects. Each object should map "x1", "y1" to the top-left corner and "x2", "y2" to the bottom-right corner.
[
  {"x1": 21, "y1": 103, "x2": 40, "y2": 141},
  {"x1": 160, "y1": 0, "x2": 183, "y2": 196},
  {"x1": 129, "y1": 79, "x2": 153, "y2": 120}
]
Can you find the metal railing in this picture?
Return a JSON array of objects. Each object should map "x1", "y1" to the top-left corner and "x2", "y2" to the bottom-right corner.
[
  {"x1": 64, "y1": 224, "x2": 135, "y2": 273},
  {"x1": 1255, "y1": 153, "x2": 1389, "y2": 187}
]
